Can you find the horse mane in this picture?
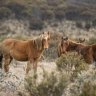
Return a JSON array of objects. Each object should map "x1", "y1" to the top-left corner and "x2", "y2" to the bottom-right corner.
[
  {"x1": 68, "y1": 39, "x2": 80, "y2": 44},
  {"x1": 33, "y1": 35, "x2": 43, "y2": 50}
]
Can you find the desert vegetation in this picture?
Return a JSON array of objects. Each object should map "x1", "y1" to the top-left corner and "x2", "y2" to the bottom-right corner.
[
  {"x1": 0, "y1": 0, "x2": 96, "y2": 96},
  {"x1": 0, "y1": 0, "x2": 96, "y2": 30},
  {"x1": 17, "y1": 52, "x2": 96, "y2": 96}
]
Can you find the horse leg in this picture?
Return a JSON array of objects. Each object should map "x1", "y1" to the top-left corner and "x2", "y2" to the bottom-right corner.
[
  {"x1": 32, "y1": 60, "x2": 38, "y2": 79},
  {"x1": 3, "y1": 55, "x2": 12, "y2": 73},
  {"x1": 26, "y1": 61, "x2": 32, "y2": 75},
  {"x1": 33, "y1": 60, "x2": 38, "y2": 73},
  {"x1": 26, "y1": 59, "x2": 38, "y2": 77}
]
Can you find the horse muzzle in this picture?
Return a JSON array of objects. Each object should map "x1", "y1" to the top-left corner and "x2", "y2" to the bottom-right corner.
[{"x1": 44, "y1": 48, "x2": 48, "y2": 51}]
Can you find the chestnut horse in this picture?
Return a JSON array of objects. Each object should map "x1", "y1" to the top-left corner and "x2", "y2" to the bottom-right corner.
[
  {"x1": 1, "y1": 32, "x2": 50, "y2": 74},
  {"x1": 57, "y1": 37, "x2": 85, "y2": 57},
  {"x1": 57, "y1": 37, "x2": 96, "y2": 64},
  {"x1": 76, "y1": 44, "x2": 96, "y2": 64}
]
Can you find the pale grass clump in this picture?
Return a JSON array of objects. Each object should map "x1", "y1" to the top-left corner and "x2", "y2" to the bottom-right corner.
[{"x1": 18, "y1": 67, "x2": 69, "y2": 96}]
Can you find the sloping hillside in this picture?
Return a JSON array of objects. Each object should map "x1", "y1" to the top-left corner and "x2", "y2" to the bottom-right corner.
[{"x1": 0, "y1": 0, "x2": 96, "y2": 30}]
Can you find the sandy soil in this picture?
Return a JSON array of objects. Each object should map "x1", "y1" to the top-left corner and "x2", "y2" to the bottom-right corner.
[{"x1": 0, "y1": 61, "x2": 56, "y2": 96}]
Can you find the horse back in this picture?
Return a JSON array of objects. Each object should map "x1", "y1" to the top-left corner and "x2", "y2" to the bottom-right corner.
[
  {"x1": 91, "y1": 44, "x2": 96, "y2": 61},
  {"x1": 92, "y1": 44, "x2": 96, "y2": 52},
  {"x1": 2, "y1": 38, "x2": 30, "y2": 54}
]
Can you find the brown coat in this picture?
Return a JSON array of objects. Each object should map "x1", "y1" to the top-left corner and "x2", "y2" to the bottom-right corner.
[
  {"x1": 1, "y1": 32, "x2": 50, "y2": 74},
  {"x1": 57, "y1": 38, "x2": 82, "y2": 57},
  {"x1": 79, "y1": 44, "x2": 96, "y2": 64}
]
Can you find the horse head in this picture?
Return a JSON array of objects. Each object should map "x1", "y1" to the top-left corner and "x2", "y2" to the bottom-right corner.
[{"x1": 41, "y1": 31, "x2": 50, "y2": 49}]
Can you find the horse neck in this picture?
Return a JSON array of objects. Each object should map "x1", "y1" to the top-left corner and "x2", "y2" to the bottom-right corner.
[
  {"x1": 78, "y1": 43, "x2": 88, "y2": 49},
  {"x1": 91, "y1": 44, "x2": 96, "y2": 49},
  {"x1": 35, "y1": 38, "x2": 45, "y2": 52},
  {"x1": 77, "y1": 44, "x2": 91, "y2": 55},
  {"x1": 68, "y1": 41, "x2": 79, "y2": 50}
]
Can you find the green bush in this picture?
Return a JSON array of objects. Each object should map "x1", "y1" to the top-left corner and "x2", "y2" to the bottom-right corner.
[
  {"x1": 87, "y1": 37, "x2": 96, "y2": 44},
  {"x1": 54, "y1": 8, "x2": 65, "y2": 21},
  {"x1": 84, "y1": 22, "x2": 91, "y2": 31},
  {"x1": 0, "y1": 7, "x2": 12, "y2": 19},
  {"x1": 80, "y1": 81, "x2": 96, "y2": 96},
  {"x1": 22, "y1": 68, "x2": 69, "y2": 96},
  {"x1": 56, "y1": 52, "x2": 88, "y2": 80},
  {"x1": 29, "y1": 18, "x2": 44, "y2": 30},
  {"x1": 41, "y1": 9, "x2": 54, "y2": 20},
  {"x1": 76, "y1": 21, "x2": 83, "y2": 29},
  {"x1": 0, "y1": 35, "x2": 7, "y2": 42},
  {"x1": 92, "y1": 19, "x2": 96, "y2": 27},
  {"x1": 7, "y1": 2, "x2": 26, "y2": 19},
  {"x1": 56, "y1": 52, "x2": 87, "y2": 71}
]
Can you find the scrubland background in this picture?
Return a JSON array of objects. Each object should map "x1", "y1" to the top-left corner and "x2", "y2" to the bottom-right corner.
[{"x1": 0, "y1": 0, "x2": 96, "y2": 96}]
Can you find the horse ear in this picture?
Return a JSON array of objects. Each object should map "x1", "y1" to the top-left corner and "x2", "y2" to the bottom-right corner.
[
  {"x1": 43, "y1": 31, "x2": 46, "y2": 34},
  {"x1": 62, "y1": 37, "x2": 64, "y2": 40},
  {"x1": 48, "y1": 31, "x2": 50, "y2": 35},
  {"x1": 48, "y1": 31, "x2": 50, "y2": 39},
  {"x1": 79, "y1": 38, "x2": 85, "y2": 43},
  {"x1": 65, "y1": 36, "x2": 68, "y2": 40},
  {"x1": 62, "y1": 36, "x2": 68, "y2": 40},
  {"x1": 43, "y1": 32, "x2": 44, "y2": 34},
  {"x1": 33, "y1": 40, "x2": 36, "y2": 46}
]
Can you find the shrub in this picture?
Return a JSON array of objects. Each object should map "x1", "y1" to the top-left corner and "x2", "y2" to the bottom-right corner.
[
  {"x1": 65, "y1": 10, "x2": 80, "y2": 20},
  {"x1": 56, "y1": 52, "x2": 88, "y2": 80},
  {"x1": 7, "y1": 2, "x2": 26, "y2": 19},
  {"x1": 76, "y1": 21, "x2": 83, "y2": 29},
  {"x1": 84, "y1": 22, "x2": 91, "y2": 31},
  {"x1": 29, "y1": 18, "x2": 44, "y2": 30},
  {"x1": 54, "y1": 8, "x2": 65, "y2": 21},
  {"x1": 56, "y1": 52, "x2": 87, "y2": 72},
  {"x1": 80, "y1": 81, "x2": 96, "y2": 96},
  {"x1": 87, "y1": 37, "x2": 96, "y2": 44},
  {"x1": 92, "y1": 19, "x2": 96, "y2": 27},
  {"x1": 22, "y1": 68, "x2": 69, "y2": 96},
  {"x1": 41, "y1": 9, "x2": 54, "y2": 20},
  {"x1": 0, "y1": 7, "x2": 12, "y2": 19},
  {"x1": 0, "y1": 35, "x2": 7, "y2": 42}
]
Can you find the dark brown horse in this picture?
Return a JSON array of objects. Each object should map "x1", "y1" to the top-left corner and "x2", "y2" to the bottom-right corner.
[
  {"x1": 1, "y1": 32, "x2": 50, "y2": 74},
  {"x1": 77, "y1": 44, "x2": 96, "y2": 64},
  {"x1": 57, "y1": 37, "x2": 96, "y2": 64},
  {"x1": 57, "y1": 37, "x2": 85, "y2": 57}
]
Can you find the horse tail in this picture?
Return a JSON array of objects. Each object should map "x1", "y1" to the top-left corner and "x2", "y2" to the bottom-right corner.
[
  {"x1": 0, "y1": 53, "x2": 3, "y2": 68},
  {"x1": 0, "y1": 42, "x2": 3, "y2": 68}
]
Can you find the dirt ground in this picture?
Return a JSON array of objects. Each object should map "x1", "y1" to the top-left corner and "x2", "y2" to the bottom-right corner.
[{"x1": 0, "y1": 61, "x2": 56, "y2": 96}]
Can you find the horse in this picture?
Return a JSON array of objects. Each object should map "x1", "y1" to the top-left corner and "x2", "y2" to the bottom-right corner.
[
  {"x1": 77, "y1": 44, "x2": 96, "y2": 64},
  {"x1": 0, "y1": 32, "x2": 50, "y2": 74},
  {"x1": 57, "y1": 37, "x2": 85, "y2": 57},
  {"x1": 57, "y1": 36, "x2": 96, "y2": 64}
]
